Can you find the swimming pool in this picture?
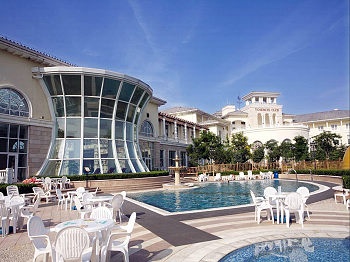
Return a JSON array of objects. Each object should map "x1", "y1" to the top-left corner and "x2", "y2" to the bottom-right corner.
[
  {"x1": 219, "y1": 237, "x2": 350, "y2": 261},
  {"x1": 128, "y1": 179, "x2": 321, "y2": 213}
]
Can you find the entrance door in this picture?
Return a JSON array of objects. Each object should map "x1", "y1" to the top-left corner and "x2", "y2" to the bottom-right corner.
[{"x1": 8, "y1": 154, "x2": 18, "y2": 182}]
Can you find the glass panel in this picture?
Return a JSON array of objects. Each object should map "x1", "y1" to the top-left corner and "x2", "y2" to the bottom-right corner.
[
  {"x1": 83, "y1": 139, "x2": 99, "y2": 158},
  {"x1": 115, "y1": 121, "x2": 124, "y2": 139},
  {"x1": 18, "y1": 154, "x2": 27, "y2": 167},
  {"x1": 0, "y1": 88, "x2": 30, "y2": 117},
  {"x1": 125, "y1": 122, "x2": 133, "y2": 141},
  {"x1": 0, "y1": 123, "x2": 8, "y2": 137},
  {"x1": 116, "y1": 140, "x2": 126, "y2": 158},
  {"x1": 119, "y1": 159, "x2": 131, "y2": 173},
  {"x1": 100, "y1": 139, "x2": 113, "y2": 158},
  {"x1": 52, "y1": 97, "x2": 65, "y2": 117},
  {"x1": 17, "y1": 168, "x2": 26, "y2": 181},
  {"x1": 45, "y1": 160, "x2": 60, "y2": 176},
  {"x1": 62, "y1": 75, "x2": 81, "y2": 95},
  {"x1": 18, "y1": 140, "x2": 27, "y2": 153},
  {"x1": 84, "y1": 75, "x2": 102, "y2": 96},
  {"x1": 9, "y1": 125, "x2": 18, "y2": 138},
  {"x1": 127, "y1": 141, "x2": 136, "y2": 158},
  {"x1": 43, "y1": 75, "x2": 63, "y2": 95},
  {"x1": 63, "y1": 139, "x2": 80, "y2": 158},
  {"x1": 65, "y1": 97, "x2": 81, "y2": 116},
  {"x1": 131, "y1": 159, "x2": 141, "y2": 172},
  {"x1": 83, "y1": 159, "x2": 100, "y2": 173},
  {"x1": 100, "y1": 119, "x2": 111, "y2": 138},
  {"x1": 84, "y1": 118, "x2": 98, "y2": 138},
  {"x1": 134, "y1": 109, "x2": 140, "y2": 124},
  {"x1": 116, "y1": 101, "x2": 127, "y2": 120},
  {"x1": 101, "y1": 159, "x2": 116, "y2": 173},
  {"x1": 100, "y1": 98, "x2": 115, "y2": 118},
  {"x1": 84, "y1": 97, "x2": 100, "y2": 117},
  {"x1": 19, "y1": 126, "x2": 28, "y2": 139},
  {"x1": 130, "y1": 86, "x2": 144, "y2": 105},
  {"x1": 53, "y1": 139, "x2": 64, "y2": 159},
  {"x1": 0, "y1": 154, "x2": 6, "y2": 169},
  {"x1": 9, "y1": 139, "x2": 18, "y2": 152},
  {"x1": 139, "y1": 93, "x2": 150, "y2": 108},
  {"x1": 57, "y1": 118, "x2": 65, "y2": 138},
  {"x1": 61, "y1": 160, "x2": 80, "y2": 175},
  {"x1": 102, "y1": 78, "x2": 120, "y2": 99},
  {"x1": 119, "y1": 82, "x2": 135, "y2": 102},
  {"x1": 0, "y1": 138, "x2": 8, "y2": 152},
  {"x1": 126, "y1": 104, "x2": 136, "y2": 122},
  {"x1": 66, "y1": 118, "x2": 81, "y2": 138}
]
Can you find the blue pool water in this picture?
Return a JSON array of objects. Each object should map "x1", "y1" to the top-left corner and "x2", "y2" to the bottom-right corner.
[
  {"x1": 128, "y1": 180, "x2": 319, "y2": 212},
  {"x1": 219, "y1": 237, "x2": 350, "y2": 262}
]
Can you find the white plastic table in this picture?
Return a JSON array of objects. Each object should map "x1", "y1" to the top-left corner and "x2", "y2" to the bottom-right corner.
[
  {"x1": 87, "y1": 195, "x2": 114, "y2": 207},
  {"x1": 54, "y1": 218, "x2": 114, "y2": 234},
  {"x1": 268, "y1": 192, "x2": 289, "y2": 224}
]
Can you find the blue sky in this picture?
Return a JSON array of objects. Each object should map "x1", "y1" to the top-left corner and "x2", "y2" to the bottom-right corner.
[{"x1": 1, "y1": 0, "x2": 349, "y2": 114}]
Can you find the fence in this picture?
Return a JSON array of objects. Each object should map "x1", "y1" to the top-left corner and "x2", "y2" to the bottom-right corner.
[
  {"x1": 0, "y1": 168, "x2": 16, "y2": 184},
  {"x1": 183, "y1": 160, "x2": 345, "y2": 176}
]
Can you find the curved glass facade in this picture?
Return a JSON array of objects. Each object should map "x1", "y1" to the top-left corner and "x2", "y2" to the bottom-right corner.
[{"x1": 38, "y1": 68, "x2": 152, "y2": 176}]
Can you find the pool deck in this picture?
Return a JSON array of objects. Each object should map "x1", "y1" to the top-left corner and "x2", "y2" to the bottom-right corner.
[{"x1": 0, "y1": 180, "x2": 349, "y2": 261}]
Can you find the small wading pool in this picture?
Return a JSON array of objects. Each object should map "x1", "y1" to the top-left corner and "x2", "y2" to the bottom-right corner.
[
  {"x1": 219, "y1": 237, "x2": 350, "y2": 262},
  {"x1": 128, "y1": 180, "x2": 320, "y2": 213}
]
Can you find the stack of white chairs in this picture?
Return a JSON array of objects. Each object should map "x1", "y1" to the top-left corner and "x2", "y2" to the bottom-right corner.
[
  {"x1": 198, "y1": 173, "x2": 208, "y2": 182},
  {"x1": 43, "y1": 177, "x2": 54, "y2": 191},
  {"x1": 56, "y1": 189, "x2": 68, "y2": 210}
]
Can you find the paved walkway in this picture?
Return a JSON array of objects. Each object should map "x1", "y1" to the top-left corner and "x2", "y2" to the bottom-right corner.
[{"x1": 0, "y1": 181, "x2": 349, "y2": 262}]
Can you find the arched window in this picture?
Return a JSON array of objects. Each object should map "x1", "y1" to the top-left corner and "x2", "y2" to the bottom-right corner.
[
  {"x1": 0, "y1": 88, "x2": 29, "y2": 117},
  {"x1": 140, "y1": 120, "x2": 154, "y2": 137}
]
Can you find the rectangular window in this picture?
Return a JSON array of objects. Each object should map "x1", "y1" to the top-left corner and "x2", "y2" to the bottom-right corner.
[
  {"x1": 160, "y1": 150, "x2": 164, "y2": 168},
  {"x1": 331, "y1": 124, "x2": 337, "y2": 130},
  {"x1": 346, "y1": 123, "x2": 350, "y2": 129},
  {"x1": 169, "y1": 150, "x2": 176, "y2": 167},
  {"x1": 318, "y1": 126, "x2": 324, "y2": 131}
]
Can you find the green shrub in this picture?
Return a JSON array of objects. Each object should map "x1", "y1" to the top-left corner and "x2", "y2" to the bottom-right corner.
[
  {"x1": 296, "y1": 169, "x2": 350, "y2": 177},
  {"x1": 342, "y1": 176, "x2": 350, "y2": 189}
]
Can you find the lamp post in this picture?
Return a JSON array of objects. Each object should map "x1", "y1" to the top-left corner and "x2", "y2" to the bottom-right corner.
[
  {"x1": 310, "y1": 142, "x2": 316, "y2": 170},
  {"x1": 84, "y1": 166, "x2": 91, "y2": 188}
]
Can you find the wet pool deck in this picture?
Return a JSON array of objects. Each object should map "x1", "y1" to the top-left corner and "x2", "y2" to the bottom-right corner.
[{"x1": 0, "y1": 180, "x2": 349, "y2": 262}]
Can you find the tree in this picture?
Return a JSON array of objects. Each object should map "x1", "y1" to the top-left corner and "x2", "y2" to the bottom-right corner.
[
  {"x1": 265, "y1": 139, "x2": 280, "y2": 162},
  {"x1": 279, "y1": 139, "x2": 293, "y2": 162},
  {"x1": 186, "y1": 131, "x2": 225, "y2": 166},
  {"x1": 228, "y1": 132, "x2": 251, "y2": 163},
  {"x1": 251, "y1": 145, "x2": 265, "y2": 163},
  {"x1": 312, "y1": 131, "x2": 342, "y2": 160},
  {"x1": 293, "y1": 136, "x2": 309, "y2": 161}
]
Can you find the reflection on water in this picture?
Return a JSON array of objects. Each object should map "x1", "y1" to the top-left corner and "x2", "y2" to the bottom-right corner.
[{"x1": 255, "y1": 238, "x2": 314, "y2": 261}]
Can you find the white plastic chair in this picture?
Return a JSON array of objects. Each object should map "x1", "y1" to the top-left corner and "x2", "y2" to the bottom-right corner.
[
  {"x1": 282, "y1": 192, "x2": 305, "y2": 228},
  {"x1": 8, "y1": 196, "x2": 25, "y2": 233},
  {"x1": 0, "y1": 201, "x2": 9, "y2": 237},
  {"x1": 109, "y1": 193, "x2": 125, "y2": 223},
  {"x1": 238, "y1": 172, "x2": 246, "y2": 180},
  {"x1": 214, "y1": 173, "x2": 221, "y2": 181},
  {"x1": 250, "y1": 190, "x2": 274, "y2": 224},
  {"x1": 100, "y1": 212, "x2": 136, "y2": 262},
  {"x1": 90, "y1": 206, "x2": 113, "y2": 220},
  {"x1": 32, "y1": 187, "x2": 52, "y2": 203},
  {"x1": 56, "y1": 189, "x2": 68, "y2": 210},
  {"x1": 18, "y1": 196, "x2": 40, "y2": 230},
  {"x1": 334, "y1": 188, "x2": 349, "y2": 205},
  {"x1": 43, "y1": 177, "x2": 53, "y2": 191},
  {"x1": 296, "y1": 186, "x2": 310, "y2": 219},
  {"x1": 76, "y1": 186, "x2": 86, "y2": 200},
  {"x1": 247, "y1": 170, "x2": 254, "y2": 180},
  {"x1": 73, "y1": 196, "x2": 92, "y2": 219},
  {"x1": 27, "y1": 216, "x2": 53, "y2": 262},
  {"x1": 6, "y1": 185, "x2": 19, "y2": 197},
  {"x1": 54, "y1": 226, "x2": 92, "y2": 262}
]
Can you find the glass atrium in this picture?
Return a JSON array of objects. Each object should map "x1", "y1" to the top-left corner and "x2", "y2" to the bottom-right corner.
[{"x1": 35, "y1": 67, "x2": 152, "y2": 176}]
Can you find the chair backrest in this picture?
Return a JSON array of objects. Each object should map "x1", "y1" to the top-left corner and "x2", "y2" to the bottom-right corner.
[
  {"x1": 111, "y1": 194, "x2": 124, "y2": 210},
  {"x1": 125, "y1": 212, "x2": 136, "y2": 233},
  {"x1": 250, "y1": 190, "x2": 258, "y2": 205},
  {"x1": 33, "y1": 187, "x2": 45, "y2": 196},
  {"x1": 90, "y1": 206, "x2": 113, "y2": 219},
  {"x1": 263, "y1": 187, "x2": 277, "y2": 198},
  {"x1": 82, "y1": 192, "x2": 94, "y2": 205},
  {"x1": 296, "y1": 187, "x2": 310, "y2": 198},
  {"x1": 73, "y1": 196, "x2": 83, "y2": 210},
  {"x1": 55, "y1": 226, "x2": 90, "y2": 261},
  {"x1": 6, "y1": 185, "x2": 19, "y2": 197},
  {"x1": 76, "y1": 187, "x2": 86, "y2": 198},
  {"x1": 27, "y1": 216, "x2": 49, "y2": 247},
  {"x1": 56, "y1": 189, "x2": 64, "y2": 200},
  {"x1": 284, "y1": 192, "x2": 304, "y2": 210}
]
